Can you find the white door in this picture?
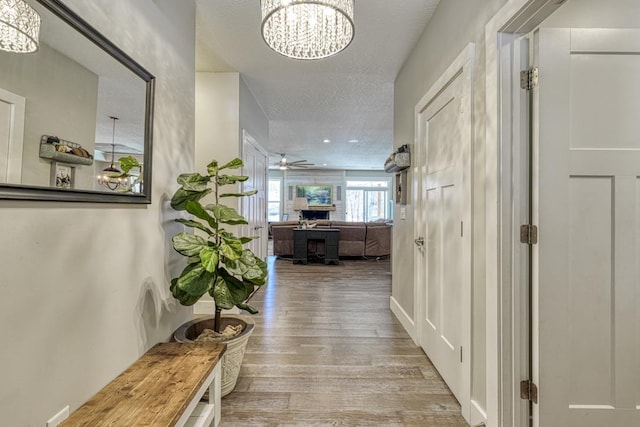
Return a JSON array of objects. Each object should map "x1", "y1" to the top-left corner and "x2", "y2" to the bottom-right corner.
[
  {"x1": 415, "y1": 45, "x2": 473, "y2": 422},
  {"x1": 533, "y1": 28, "x2": 640, "y2": 426},
  {"x1": 0, "y1": 88, "x2": 25, "y2": 184},
  {"x1": 241, "y1": 130, "x2": 268, "y2": 260}
]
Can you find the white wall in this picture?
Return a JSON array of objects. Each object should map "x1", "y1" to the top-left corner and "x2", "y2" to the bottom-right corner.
[
  {"x1": 393, "y1": 0, "x2": 508, "y2": 418},
  {"x1": 196, "y1": 72, "x2": 240, "y2": 178},
  {"x1": 0, "y1": 42, "x2": 98, "y2": 188},
  {"x1": 239, "y1": 76, "x2": 269, "y2": 151},
  {"x1": 194, "y1": 72, "x2": 268, "y2": 313},
  {"x1": 0, "y1": 1, "x2": 196, "y2": 425},
  {"x1": 195, "y1": 72, "x2": 268, "y2": 194},
  {"x1": 542, "y1": 0, "x2": 640, "y2": 28}
]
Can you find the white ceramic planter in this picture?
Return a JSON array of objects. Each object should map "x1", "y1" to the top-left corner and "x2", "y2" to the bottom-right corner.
[{"x1": 173, "y1": 314, "x2": 255, "y2": 397}]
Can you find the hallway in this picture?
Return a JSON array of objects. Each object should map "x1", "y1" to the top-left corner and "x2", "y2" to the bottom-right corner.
[{"x1": 219, "y1": 256, "x2": 468, "y2": 426}]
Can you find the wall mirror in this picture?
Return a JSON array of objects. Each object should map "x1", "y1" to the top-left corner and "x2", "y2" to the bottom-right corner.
[{"x1": 0, "y1": 0, "x2": 154, "y2": 203}]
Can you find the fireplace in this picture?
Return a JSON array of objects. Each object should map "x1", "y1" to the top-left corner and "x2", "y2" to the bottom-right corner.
[{"x1": 301, "y1": 210, "x2": 329, "y2": 220}]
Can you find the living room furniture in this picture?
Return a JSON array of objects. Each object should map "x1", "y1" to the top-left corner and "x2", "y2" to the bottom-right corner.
[
  {"x1": 62, "y1": 342, "x2": 226, "y2": 427},
  {"x1": 293, "y1": 196, "x2": 308, "y2": 219},
  {"x1": 293, "y1": 228, "x2": 340, "y2": 264},
  {"x1": 271, "y1": 220, "x2": 391, "y2": 258},
  {"x1": 301, "y1": 209, "x2": 330, "y2": 220}
]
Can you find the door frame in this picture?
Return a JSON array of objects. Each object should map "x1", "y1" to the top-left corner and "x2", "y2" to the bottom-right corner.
[
  {"x1": 0, "y1": 87, "x2": 26, "y2": 184},
  {"x1": 413, "y1": 42, "x2": 475, "y2": 424},
  {"x1": 485, "y1": 1, "x2": 565, "y2": 426},
  {"x1": 241, "y1": 129, "x2": 269, "y2": 260}
]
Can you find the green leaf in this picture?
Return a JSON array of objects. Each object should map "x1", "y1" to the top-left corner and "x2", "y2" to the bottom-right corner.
[
  {"x1": 237, "y1": 302, "x2": 259, "y2": 315},
  {"x1": 219, "y1": 189, "x2": 258, "y2": 198},
  {"x1": 170, "y1": 187, "x2": 212, "y2": 211},
  {"x1": 172, "y1": 232, "x2": 208, "y2": 257},
  {"x1": 244, "y1": 254, "x2": 268, "y2": 285},
  {"x1": 217, "y1": 174, "x2": 249, "y2": 186},
  {"x1": 170, "y1": 278, "x2": 202, "y2": 306},
  {"x1": 185, "y1": 200, "x2": 217, "y2": 229},
  {"x1": 239, "y1": 236, "x2": 255, "y2": 244},
  {"x1": 222, "y1": 235, "x2": 244, "y2": 250},
  {"x1": 221, "y1": 235, "x2": 244, "y2": 258},
  {"x1": 118, "y1": 156, "x2": 140, "y2": 174},
  {"x1": 206, "y1": 160, "x2": 219, "y2": 176},
  {"x1": 211, "y1": 277, "x2": 234, "y2": 309},
  {"x1": 219, "y1": 158, "x2": 244, "y2": 170},
  {"x1": 176, "y1": 264, "x2": 213, "y2": 296},
  {"x1": 177, "y1": 173, "x2": 210, "y2": 192},
  {"x1": 221, "y1": 242, "x2": 242, "y2": 261},
  {"x1": 200, "y1": 246, "x2": 219, "y2": 273},
  {"x1": 219, "y1": 269, "x2": 253, "y2": 302},
  {"x1": 175, "y1": 218, "x2": 213, "y2": 235},
  {"x1": 223, "y1": 250, "x2": 267, "y2": 285},
  {"x1": 212, "y1": 204, "x2": 248, "y2": 225}
]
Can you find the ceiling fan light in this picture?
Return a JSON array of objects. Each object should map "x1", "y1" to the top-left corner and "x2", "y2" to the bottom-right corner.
[
  {"x1": 261, "y1": 0, "x2": 354, "y2": 60},
  {"x1": 0, "y1": 0, "x2": 40, "y2": 53}
]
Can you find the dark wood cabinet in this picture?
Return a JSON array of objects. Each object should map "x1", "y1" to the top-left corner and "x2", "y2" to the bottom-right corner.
[{"x1": 293, "y1": 228, "x2": 339, "y2": 265}]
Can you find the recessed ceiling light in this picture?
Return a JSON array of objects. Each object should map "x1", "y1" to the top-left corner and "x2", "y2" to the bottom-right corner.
[
  {"x1": 348, "y1": 139, "x2": 359, "y2": 143},
  {"x1": 323, "y1": 163, "x2": 328, "y2": 166},
  {"x1": 323, "y1": 139, "x2": 331, "y2": 143}
]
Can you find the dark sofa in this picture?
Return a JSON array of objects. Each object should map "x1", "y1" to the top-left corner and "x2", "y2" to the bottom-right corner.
[{"x1": 270, "y1": 220, "x2": 391, "y2": 258}]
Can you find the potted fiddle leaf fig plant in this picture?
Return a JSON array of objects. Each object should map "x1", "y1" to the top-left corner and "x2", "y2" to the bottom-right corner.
[{"x1": 169, "y1": 157, "x2": 267, "y2": 396}]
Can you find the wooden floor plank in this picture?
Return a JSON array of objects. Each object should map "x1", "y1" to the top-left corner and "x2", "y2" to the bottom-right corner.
[{"x1": 219, "y1": 256, "x2": 467, "y2": 426}]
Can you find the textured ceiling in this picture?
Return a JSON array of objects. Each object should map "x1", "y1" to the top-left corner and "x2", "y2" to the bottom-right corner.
[{"x1": 196, "y1": 0, "x2": 440, "y2": 170}]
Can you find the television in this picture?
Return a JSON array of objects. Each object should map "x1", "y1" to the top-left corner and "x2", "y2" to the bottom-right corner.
[{"x1": 296, "y1": 185, "x2": 333, "y2": 207}]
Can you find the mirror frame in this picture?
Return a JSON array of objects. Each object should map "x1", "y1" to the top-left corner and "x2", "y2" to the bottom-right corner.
[{"x1": 0, "y1": 0, "x2": 155, "y2": 204}]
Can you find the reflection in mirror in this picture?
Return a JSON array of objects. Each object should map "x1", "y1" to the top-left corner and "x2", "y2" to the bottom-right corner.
[{"x1": 0, "y1": 0, "x2": 154, "y2": 203}]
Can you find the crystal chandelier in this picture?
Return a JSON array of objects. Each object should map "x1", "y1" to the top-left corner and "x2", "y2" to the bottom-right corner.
[
  {"x1": 0, "y1": 0, "x2": 40, "y2": 53},
  {"x1": 261, "y1": 0, "x2": 354, "y2": 60},
  {"x1": 97, "y1": 116, "x2": 127, "y2": 191}
]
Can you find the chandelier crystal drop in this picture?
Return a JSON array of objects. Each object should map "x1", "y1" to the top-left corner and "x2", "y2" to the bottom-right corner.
[
  {"x1": 261, "y1": 0, "x2": 354, "y2": 60},
  {"x1": 0, "y1": 0, "x2": 40, "y2": 53}
]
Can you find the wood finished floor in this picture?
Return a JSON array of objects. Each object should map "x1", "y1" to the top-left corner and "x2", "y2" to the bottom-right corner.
[{"x1": 220, "y1": 256, "x2": 468, "y2": 427}]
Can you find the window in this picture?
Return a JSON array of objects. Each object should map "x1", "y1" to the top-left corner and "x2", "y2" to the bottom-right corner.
[
  {"x1": 345, "y1": 180, "x2": 390, "y2": 222},
  {"x1": 268, "y1": 178, "x2": 282, "y2": 221}
]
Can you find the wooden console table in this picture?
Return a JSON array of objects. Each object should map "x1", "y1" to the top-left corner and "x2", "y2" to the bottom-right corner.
[
  {"x1": 62, "y1": 342, "x2": 226, "y2": 427},
  {"x1": 293, "y1": 228, "x2": 339, "y2": 265}
]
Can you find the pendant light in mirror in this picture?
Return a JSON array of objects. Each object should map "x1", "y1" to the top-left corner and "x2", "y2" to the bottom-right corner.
[{"x1": 97, "y1": 116, "x2": 127, "y2": 191}]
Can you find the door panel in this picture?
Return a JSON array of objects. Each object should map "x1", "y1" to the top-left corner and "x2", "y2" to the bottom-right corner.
[
  {"x1": 241, "y1": 130, "x2": 268, "y2": 260},
  {"x1": 568, "y1": 176, "x2": 613, "y2": 404},
  {"x1": 534, "y1": 28, "x2": 640, "y2": 426},
  {"x1": 0, "y1": 101, "x2": 10, "y2": 180},
  {"x1": 421, "y1": 108, "x2": 464, "y2": 400},
  {"x1": 426, "y1": 185, "x2": 441, "y2": 331},
  {"x1": 415, "y1": 46, "x2": 473, "y2": 421},
  {"x1": 441, "y1": 183, "x2": 461, "y2": 351},
  {"x1": 0, "y1": 88, "x2": 25, "y2": 184}
]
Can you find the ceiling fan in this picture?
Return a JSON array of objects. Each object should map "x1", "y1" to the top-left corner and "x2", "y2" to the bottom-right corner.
[{"x1": 274, "y1": 153, "x2": 314, "y2": 169}]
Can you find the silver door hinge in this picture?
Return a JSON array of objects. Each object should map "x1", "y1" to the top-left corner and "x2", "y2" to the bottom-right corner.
[
  {"x1": 520, "y1": 379, "x2": 538, "y2": 403},
  {"x1": 520, "y1": 67, "x2": 539, "y2": 90},
  {"x1": 520, "y1": 224, "x2": 538, "y2": 245},
  {"x1": 460, "y1": 346, "x2": 463, "y2": 363}
]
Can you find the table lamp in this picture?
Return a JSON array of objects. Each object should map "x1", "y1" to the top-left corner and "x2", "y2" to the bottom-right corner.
[{"x1": 293, "y1": 196, "x2": 308, "y2": 220}]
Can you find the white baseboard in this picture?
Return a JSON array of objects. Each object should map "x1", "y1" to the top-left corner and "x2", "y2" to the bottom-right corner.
[
  {"x1": 470, "y1": 399, "x2": 488, "y2": 426},
  {"x1": 390, "y1": 296, "x2": 417, "y2": 344}
]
